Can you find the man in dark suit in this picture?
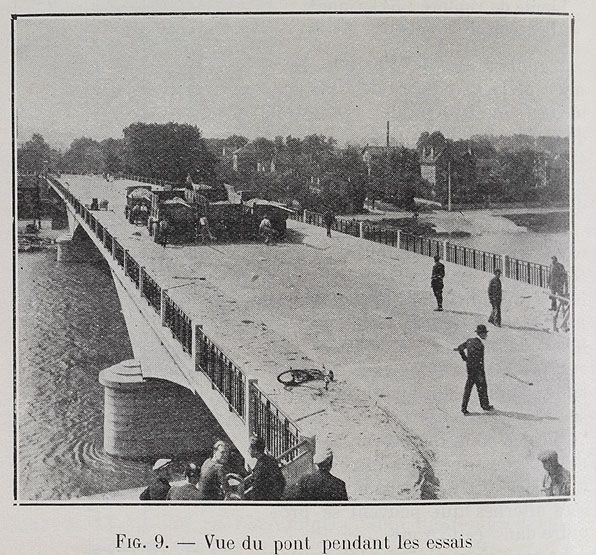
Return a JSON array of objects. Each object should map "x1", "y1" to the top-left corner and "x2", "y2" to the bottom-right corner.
[
  {"x1": 488, "y1": 268, "x2": 502, "y2": 327},
  {"x1": 431, "y1": 254, "x2": 445, "y2": 311},
  {"x1": 246, "y1": 436, "x2": 286, "y2": 501},
  {"x1": 456, "y1": 325, "x2": 494, "y2": 415},
  {"x1": 283, "y1": 447, "x2": 348, "y2": 501}
]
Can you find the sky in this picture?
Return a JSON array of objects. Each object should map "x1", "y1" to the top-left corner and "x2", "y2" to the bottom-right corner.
[{"x1": 15, "y1": 14, "x2": 571, "y2": 149}]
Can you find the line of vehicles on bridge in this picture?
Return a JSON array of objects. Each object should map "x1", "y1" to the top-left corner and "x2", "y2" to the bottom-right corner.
[{"x1": 120, "y1": 179, "x2": 293, "y2": 245}]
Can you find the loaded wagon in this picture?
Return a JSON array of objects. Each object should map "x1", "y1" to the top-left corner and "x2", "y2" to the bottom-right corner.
[
  {"x1": 148, "y1": 191, "x2": 197, "y2": 244},
  {"x1": 125, "y1": 186, "x2": 153, "y2": 225}
]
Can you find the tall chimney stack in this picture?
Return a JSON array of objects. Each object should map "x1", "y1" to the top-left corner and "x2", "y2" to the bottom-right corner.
[{"x1": 386, "y1": 121, "x2": 390, "y2": 151}]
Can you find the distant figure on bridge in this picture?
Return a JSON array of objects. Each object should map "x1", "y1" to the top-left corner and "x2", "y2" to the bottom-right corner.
[
  {"x1": 282, "y1": 446, "x2": 348, "y2": 501},
  {"x1": 245, "y1": 436, "x2": 286, "y2": 501},
  {"x1": 259, "y1": 214, "x2": 276, "y2": 245},
  {"x1": 538, "y1": 450, "x2": 571, "y2": 496},
  {"x1": 198, "y1": 440, "x2": 230, "y2": 500},
  {"x1": 488, "y1": 268, "x2": 502, "y2": 327},
  {"x1": 198, "y1": 215, "x2": 216, "y2": 244},
  {"x1": 456, "y1": 325, "x2": 494, "y2": 415},
  {"x1": 139, "y1": 458, "x2": 172, "y2": 501},
  {"x1": 431, "y1": 254, "x2": 445, "y2": 311},
  {"x1": 548, "y1": 256, "x2": 567, "y2": 311},
  {"x1": 166, "y1": 462, "x2": 202, "y2": 500},
  {"x1": 323, "y1": 209, "x2": 336, "y2": 238},
  {"x1": 158, "y1": 219, "x2": 170, "y2": 248}
]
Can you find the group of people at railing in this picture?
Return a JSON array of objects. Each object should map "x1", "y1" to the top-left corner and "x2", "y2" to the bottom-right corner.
[{"x1": 140, "y1": 436, "x2": 348, "y2": 502}]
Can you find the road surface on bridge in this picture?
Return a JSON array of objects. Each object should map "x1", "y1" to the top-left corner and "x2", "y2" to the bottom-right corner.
[{"x1": 57, "y1": 175, "x2": 571, "y2": 501}]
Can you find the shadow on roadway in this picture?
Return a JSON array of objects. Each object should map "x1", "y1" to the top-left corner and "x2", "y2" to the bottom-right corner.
[{"x1": 466, "y1": 409, "x2": 558, "y2": 421}]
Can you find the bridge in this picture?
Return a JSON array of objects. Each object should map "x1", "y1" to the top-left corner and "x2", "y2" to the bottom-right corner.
[{"x1": 46, "y1": 174, "x2": 570, "y2": 501}]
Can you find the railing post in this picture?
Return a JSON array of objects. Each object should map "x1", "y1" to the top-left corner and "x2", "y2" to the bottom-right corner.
[
  {"x1": 139, "y1": 266, "x2": 144, "y2": 296},
  {"x1": 301, "y1": 434, "x2": 316, "y2": 471},
  {"x1": 161, "y1": 289, "x2": 167, "y2": 325},
  {"x1": 443, "y1": 240, "x2": 448, "y2": 261},
  {"x1": 246, "y1": 378, "x2": 258, "y2": 436},
  {"x1": 111, "y1": 237, "x2": 116, "y2": 259},
  {"x1": 192, "y1": 324, "x2": 199, "y2": 364},
  {"x1": 123, "y1": 249, "x2": 128, "y2": 276},
  {"x1": 501, "y1": 255, "x2": 506, "y2": 275},
  {"x1": 359, "y1": 221, "x2": 364, "y2": 239},
  {"x1": 303, "y1": 209, "x2": 307, "y2": 222},
  {"x1": 397, "y1": 229, "x2": 401, "y2": 249}
]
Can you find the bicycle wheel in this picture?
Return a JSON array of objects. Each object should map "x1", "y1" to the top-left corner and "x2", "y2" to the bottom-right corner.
[{"x1": 277, "y1": 369, "x2": 310, "y2": 386}]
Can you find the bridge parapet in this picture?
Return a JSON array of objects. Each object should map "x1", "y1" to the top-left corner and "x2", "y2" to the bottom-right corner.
[{"x1": 47, "y1": 176, "x2": 316, "y2": 476}]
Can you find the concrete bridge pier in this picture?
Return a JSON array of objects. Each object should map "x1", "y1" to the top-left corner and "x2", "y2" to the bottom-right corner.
[
  {"x1": 99, "y1": 360, "x2": 208, "y2": 458},
  {"x1": 56, "y1": 208, "x2": 103, "y2": 263}
]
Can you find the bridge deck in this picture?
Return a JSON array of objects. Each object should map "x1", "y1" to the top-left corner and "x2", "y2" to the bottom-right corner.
[{"x1": 55, "y1": 175, "x2": 570, "y2": 501}]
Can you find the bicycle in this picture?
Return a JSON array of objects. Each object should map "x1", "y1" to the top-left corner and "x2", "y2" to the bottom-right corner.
[{"x1": 277, "y1": 366, "x2": 334, "y2": 389}]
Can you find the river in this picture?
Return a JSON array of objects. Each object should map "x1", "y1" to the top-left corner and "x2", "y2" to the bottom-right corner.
[{"x1": 17, "y1": 246, "x2": 236, "y2": 500}]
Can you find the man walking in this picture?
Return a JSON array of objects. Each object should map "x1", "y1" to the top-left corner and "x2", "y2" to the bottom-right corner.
[
  {"x1": 488, "y1": 268, "x2": 502, "y2": 327},
  {"x1": 431, "y1": 254, "x2": 445, "y2": 311},
  {"x1": 245, "y1": 436, "x2": 286, "y2": 500},
  {"x1": 322, "y1": 209, "x2": 336, "y2": 238},
  {"x1": 456, "y1": 325, "x2": 494, "y2": 415},
  {"x1": 548, "y1": 256, "x2": 567, "y2": 311}
]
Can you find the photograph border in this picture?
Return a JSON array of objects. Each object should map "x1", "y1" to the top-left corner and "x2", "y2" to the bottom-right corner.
[{"x1": 11, "y1": 8, "x2": 575, "y2": 508}]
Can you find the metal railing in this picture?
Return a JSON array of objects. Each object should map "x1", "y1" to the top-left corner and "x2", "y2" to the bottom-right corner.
[
  {"x1": 163, "y1": 292, "x2": 193, "y2": 355},
  {"x1": 113, "y1": 240, "x2": 125, "y2": 267},
  {"x1": 249, "y1": 382, "x2": 301, "y2": 459},
  {"x1": 303, "y1": 209, "x2": 360, "y2": 237},
  {"x1": 362, "y1": 224, "x2": 398, "y2": 246},
  {"x1": 504, "y1": 255, "x2": 564, "y2": 291},
  {"x1": 445, "y1": 243, "x2": 503, "y2": 273},
  {"x1": 195, "y1": 329, "x2": 246, "y2": 420},
  {"x1": 125, "y1": 251, "x2": 140, "y2": 288},
  {"x1": 140, "y1": 269, "x2": 161, "y2": 314},
  {"x1": 400, "y1": 232, "x2": 442, "y2": 257}
]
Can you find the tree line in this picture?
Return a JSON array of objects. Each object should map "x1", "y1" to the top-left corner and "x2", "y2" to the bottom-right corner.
[{"x1": 17, "y1": 123, "x2": 569, "y2": 215}]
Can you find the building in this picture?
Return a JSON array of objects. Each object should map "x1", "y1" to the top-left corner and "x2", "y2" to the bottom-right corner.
[
  {"x1": 232, "y1": 142, "x2": 276, "y2": 174},
  {"x1": 17, "y1": 174, "x2": 42, "y2": 220},
  {"x1": 419, "y1": 144, "x2": 448, "y2": 198}
]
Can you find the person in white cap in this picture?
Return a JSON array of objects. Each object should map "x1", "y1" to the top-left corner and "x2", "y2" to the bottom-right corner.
[
  {"x1": 139, "y1": 458, "x2": 172, "y2": 500},
  {"x1": 538, "y1": 450, "x2": 570, "y2": 496},
  {"x1": 283, "y1": 446, "x2": 347, "y2": 501}
]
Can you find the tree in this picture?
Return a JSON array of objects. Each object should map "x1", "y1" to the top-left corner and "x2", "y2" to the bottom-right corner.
[
  {"x1": 62, "y1": 137, "x2": 105, "y2": 174},
  {"x1": 499, "y1": 148, "x2": 540, "y2": 202},
  {"x1": 122, "y1": 122, "x2": 217, "y2": 183},
  {"x1": 101, "y1": 138, "x2": 125, "y2": 174},
  {"x1": 17, "y1": 134, "x2": 54, "y2": 174}
]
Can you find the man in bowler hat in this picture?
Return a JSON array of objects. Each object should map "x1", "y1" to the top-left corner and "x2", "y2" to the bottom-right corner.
[{"x1": 456, "y1": 325, "x2": 494, "y2": 415}]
